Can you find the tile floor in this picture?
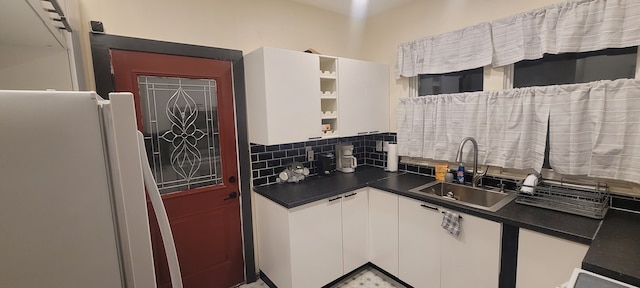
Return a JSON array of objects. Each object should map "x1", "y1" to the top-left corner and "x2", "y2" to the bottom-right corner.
[
  {"x1": 237, "y1": 279, "x2": 268, "y2": 288},
  {"x1": 237, "y1": 267, "x2": 405, "y2": 288},
  {"x1": 329, "y1": 268, "x2": 404, "y2": 288}
]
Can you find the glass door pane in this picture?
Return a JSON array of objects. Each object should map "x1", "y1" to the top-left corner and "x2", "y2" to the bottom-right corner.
[{"x1": 138, "y1": 76, "x2": 223, "y2": 194}]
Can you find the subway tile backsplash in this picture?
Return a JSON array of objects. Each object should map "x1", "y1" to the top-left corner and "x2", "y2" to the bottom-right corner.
[
  {"x1": 250, "y1": 133, "x2": 396, "y2": 186},
  {"x1": 250, "y1": 133, "x2": 640, "y2": 212}
]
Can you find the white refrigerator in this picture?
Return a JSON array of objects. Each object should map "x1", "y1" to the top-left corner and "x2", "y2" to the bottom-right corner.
[{"x1": 0, "y1": 91, "x2": 182, "y2": 288}]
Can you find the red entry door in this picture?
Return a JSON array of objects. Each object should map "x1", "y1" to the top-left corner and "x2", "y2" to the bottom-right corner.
[{"x1": 110, "y1": 50, "x2": 244, "y2": 288}]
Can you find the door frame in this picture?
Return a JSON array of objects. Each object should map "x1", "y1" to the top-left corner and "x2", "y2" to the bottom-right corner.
[{"x1": 90, "y1": 33, "x2": 256, "y2": 283}]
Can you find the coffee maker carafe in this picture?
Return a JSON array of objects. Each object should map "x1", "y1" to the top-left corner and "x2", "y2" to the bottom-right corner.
[{"x1": 336, "y1": 143, "x2": 357, "y2": 173}]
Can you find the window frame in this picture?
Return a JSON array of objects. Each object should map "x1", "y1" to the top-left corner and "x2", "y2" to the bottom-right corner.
[{"x1": 416, "y1": 66, "x2": 485, "y2": 96}]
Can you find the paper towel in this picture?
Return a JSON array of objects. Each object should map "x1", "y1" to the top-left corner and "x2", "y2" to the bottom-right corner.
[{"x1": 387, "y1": 143, "x2": 398, "y2": 172}]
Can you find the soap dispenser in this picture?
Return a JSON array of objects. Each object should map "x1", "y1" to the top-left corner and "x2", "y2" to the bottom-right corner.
[{"x1": 456, "y1": 164, "x2": 465, "y2": 184}]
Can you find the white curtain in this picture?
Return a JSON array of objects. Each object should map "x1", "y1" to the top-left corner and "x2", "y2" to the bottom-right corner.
[
  {"x1": 484, "y1": 88, "x2": 551, "y2": 171},
  {"x1": 491, "y1": 0, "x2": 640, "y2": 67},
  {"x1": 397, "y1": 90, "x2": 549, "y2": 171},
  {"x1": 549, "y1": 79, "x2": 640, "y2": 184},
  {"x1": 398, "y1": 79, "x2": 640, "y2": 183},
  {"x1": 395, "y1": 22, "x2": 493, "y2": 78}
]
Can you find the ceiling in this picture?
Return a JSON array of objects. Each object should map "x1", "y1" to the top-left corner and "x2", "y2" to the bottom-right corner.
[{"x1": 287, "y1": 0, "x2": 415, "y2": 18}]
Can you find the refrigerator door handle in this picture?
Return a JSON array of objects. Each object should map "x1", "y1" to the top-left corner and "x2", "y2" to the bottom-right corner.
[{"x1": 137, "y1": 131, "x2": 184, "y2": 288}]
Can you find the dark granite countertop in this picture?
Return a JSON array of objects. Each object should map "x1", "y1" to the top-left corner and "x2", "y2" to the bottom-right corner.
[
  {"x1": 253, "y1": 166, "x2": 396, "y2": 208},
  {"x1": 253, "y1": 166, "x2": 639, "y2": 285},
  {"x1": 368, "y1": 173, "x2": 601, "y2": 245},
  {"x1": 582, "y1": 210, "x2": 640, "y2": 287},
  {"x1": 254, "y1": 168, "x2": 601, "y2": 243}
]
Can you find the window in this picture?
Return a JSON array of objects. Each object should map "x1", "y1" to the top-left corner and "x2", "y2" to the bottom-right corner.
[
  {"x1": 418, "y1": 67, "x2": 483, "y2": 96},
  {"x1": 513, "y1": 47, "x2": 637, "y2": 88},
  {"x1": 512, "y1": 47, "x2": 638, "y2": 169}
]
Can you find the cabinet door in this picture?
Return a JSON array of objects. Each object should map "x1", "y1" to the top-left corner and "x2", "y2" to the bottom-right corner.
[
  {"x1": 440, "y1": 210, "x2": 501, "y2": 288},
  {"x1": 289, "y1": 197, "x2": 343, "y2": 288},
  {"x1": 516, "y1": 229, "x2": 588, "y2": 288},
  {"x1": 255, "y1": 194, "x2": 294, "y2": 288},
  {"x1": 368, "y1": 188, "x2": 399, "y2": 276},
  {"x1": 342, "y1": 188, "x2": 369, "y2": 273},
  {"x1": 263, "y1": 48, "x2": 321, "y2": 144},
  {"x1": 399, "y1": 197, "x2": 441, "y2": 288},
  {"x1": 245, "y1": 47, "x2": 321, "y2": 145},
  {"x1": 337, "y1": 58, "x2": 367, "y2": 137},
  {"x1": 365, "y1": 62, "x2": 390, "y2": 134},
  {"x1": 338, "y1": 59, "x2": 390, "y2": 137}
]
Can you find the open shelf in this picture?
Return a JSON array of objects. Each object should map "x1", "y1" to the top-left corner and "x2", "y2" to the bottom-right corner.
[
  {"x1": 320, "y1": 56, "x2": 337, "y2": 74},
  {"x1": 319, "y1": 56, "x2": 338, "y2": 137}
]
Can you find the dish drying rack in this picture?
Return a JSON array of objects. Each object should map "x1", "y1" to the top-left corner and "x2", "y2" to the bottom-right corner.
[{"x1": 515, "y1": 178, "x2": 610, "y2": 219}]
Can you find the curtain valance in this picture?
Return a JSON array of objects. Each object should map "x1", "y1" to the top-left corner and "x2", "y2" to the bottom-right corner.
[
  {"x1": 491, "y1": 0, "x2": 640, "y2": 67},
  {"x1": 396, "y1": 0, "x2": 640, "y2": 76},
  {"x1": 395, "y1": 22, "x2": 493, "y2": 78}
]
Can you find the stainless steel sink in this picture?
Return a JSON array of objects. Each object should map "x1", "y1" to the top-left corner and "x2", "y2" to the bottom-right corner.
[{"x1": 408, "y1": 182, "x2": 516, "y2": 212}]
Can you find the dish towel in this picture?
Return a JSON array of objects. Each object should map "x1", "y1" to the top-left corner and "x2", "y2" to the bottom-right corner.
[{"x1": 441, "y1": 211, "x2": 461, "y2": 236}]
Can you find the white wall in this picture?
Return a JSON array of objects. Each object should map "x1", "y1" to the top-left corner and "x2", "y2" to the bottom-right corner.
[
  {"x1": 78, "y1": 0, "x2": 362, "y2": 90},
  {"x1": 0, "y1": 44, "x2": 74, "y2": 91},
  {"x1": 360, "y1": 0, "x2": 567, "y2": 131}
]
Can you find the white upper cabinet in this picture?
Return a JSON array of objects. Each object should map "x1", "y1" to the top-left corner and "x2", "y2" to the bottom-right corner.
[
  {"x1": 365, "y1": 61, "x2": 390, "y2": 134},
  {"x1": 245, "y1": 47, "x2": 390, "y2": 145},
  {"x1": 338, "y1": 58, "x2": 390, "y2": 137},
  {"x1": 245, "y1": 47, "x2": 321, "y2": 145}
]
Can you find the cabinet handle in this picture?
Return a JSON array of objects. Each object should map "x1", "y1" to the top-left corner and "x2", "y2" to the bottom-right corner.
[
  {"x1": 369, "y1": 131, "x2": 379, "y2": 134},
  {"x1": 344, "y1": 193, "x2": 357, "y2": 198},
  {"x1": 357, "y1": 132, "x2": 369, "y2": 135},
  {"x1": 308, "y1": 137, "x2": 322, "y2": 140},
  {"x1": 441, "y1": 211, "x2": 463, "y2": 219},
  {"x1": 420, "y1": 204, "x2": 439, "y2": 211},
  {"x1": 328, "y1": 196, "x2": 343, "y2": 202}
]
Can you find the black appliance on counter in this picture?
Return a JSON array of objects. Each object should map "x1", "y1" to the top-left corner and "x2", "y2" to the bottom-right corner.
[{"x1": 317, "y1": 153, "x2": 336, "y2": 176}]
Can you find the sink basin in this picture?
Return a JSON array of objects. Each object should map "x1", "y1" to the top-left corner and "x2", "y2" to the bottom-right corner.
[{"x1": 408, "y1": 182, "x2": 516, "y2": 212}]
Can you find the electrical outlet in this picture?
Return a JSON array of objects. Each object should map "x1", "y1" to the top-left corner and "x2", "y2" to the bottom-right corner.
[
  {"x1": 307, "y1": 150, "x2": 314, "y2": 161},
  {"x1": 376, "y1": 141, "x2": 383, "y2": 152},
  {"x1": 383, "y1": 141, "x2": 390, "y2": 152}
]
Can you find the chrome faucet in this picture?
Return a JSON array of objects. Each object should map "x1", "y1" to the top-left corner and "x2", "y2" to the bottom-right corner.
[{"x1": 455, "y1": 137, "x2": 486, "y2": 187}]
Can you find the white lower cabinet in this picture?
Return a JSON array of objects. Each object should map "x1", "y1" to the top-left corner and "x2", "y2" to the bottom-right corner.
[
  {"x1": 341, "y1": 188, "x2": 369, "y2": 273},
  {"x1": 398, "y1": 196, "x2": 502, "y2": 288},
  {"x1": 256, "y1": 193, "x2": 342, "y2": 288},
  {"x1": 399, "y1": 197, "x2": 441, "y2": 288},
  {"x1": 369, "y1": 188, "x2": 399, "y2": 276},
  {"x1": 289, "y1": 195, "x2": 343, "y2": 288},
  {"x1": 516, "y1": 228, "x2": 589, "y2": 288},
  {"x1": 439, "y1": 207, "x2": 502, "y2": 288},
  {"x1": 256, "y1": 189, "x2": 370, "y2": 288}
]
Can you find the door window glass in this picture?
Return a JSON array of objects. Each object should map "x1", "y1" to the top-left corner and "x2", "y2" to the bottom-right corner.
[{"x1": 138, "y1": 76, "x2": 223, "y2": 193}]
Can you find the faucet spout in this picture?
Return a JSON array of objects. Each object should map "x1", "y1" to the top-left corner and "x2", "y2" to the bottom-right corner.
[{"x1": 455, "y1": 137, "x2": 484, "y2": 187}]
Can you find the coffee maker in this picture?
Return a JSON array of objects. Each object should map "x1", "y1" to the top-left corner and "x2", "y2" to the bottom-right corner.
[
  {"x1": 336, "y1": 143, "x2": 357, "y2": 173},
  {"x1": 317, "y1": 153, "x2": 336, "y2": 176}
]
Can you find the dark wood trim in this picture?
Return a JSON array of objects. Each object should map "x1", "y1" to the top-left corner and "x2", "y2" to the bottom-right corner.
[
  {"x1": 90, "y1": 32, "x2": 256, "y2": 283},
  {"x1": 499, "y1": 224, "x2": 519, "y2": 288}
]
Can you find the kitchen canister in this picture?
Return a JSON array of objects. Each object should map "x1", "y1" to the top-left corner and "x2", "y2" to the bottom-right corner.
[{"x1": 386, "y1": 143, "x2": 398, "y2": 172}]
